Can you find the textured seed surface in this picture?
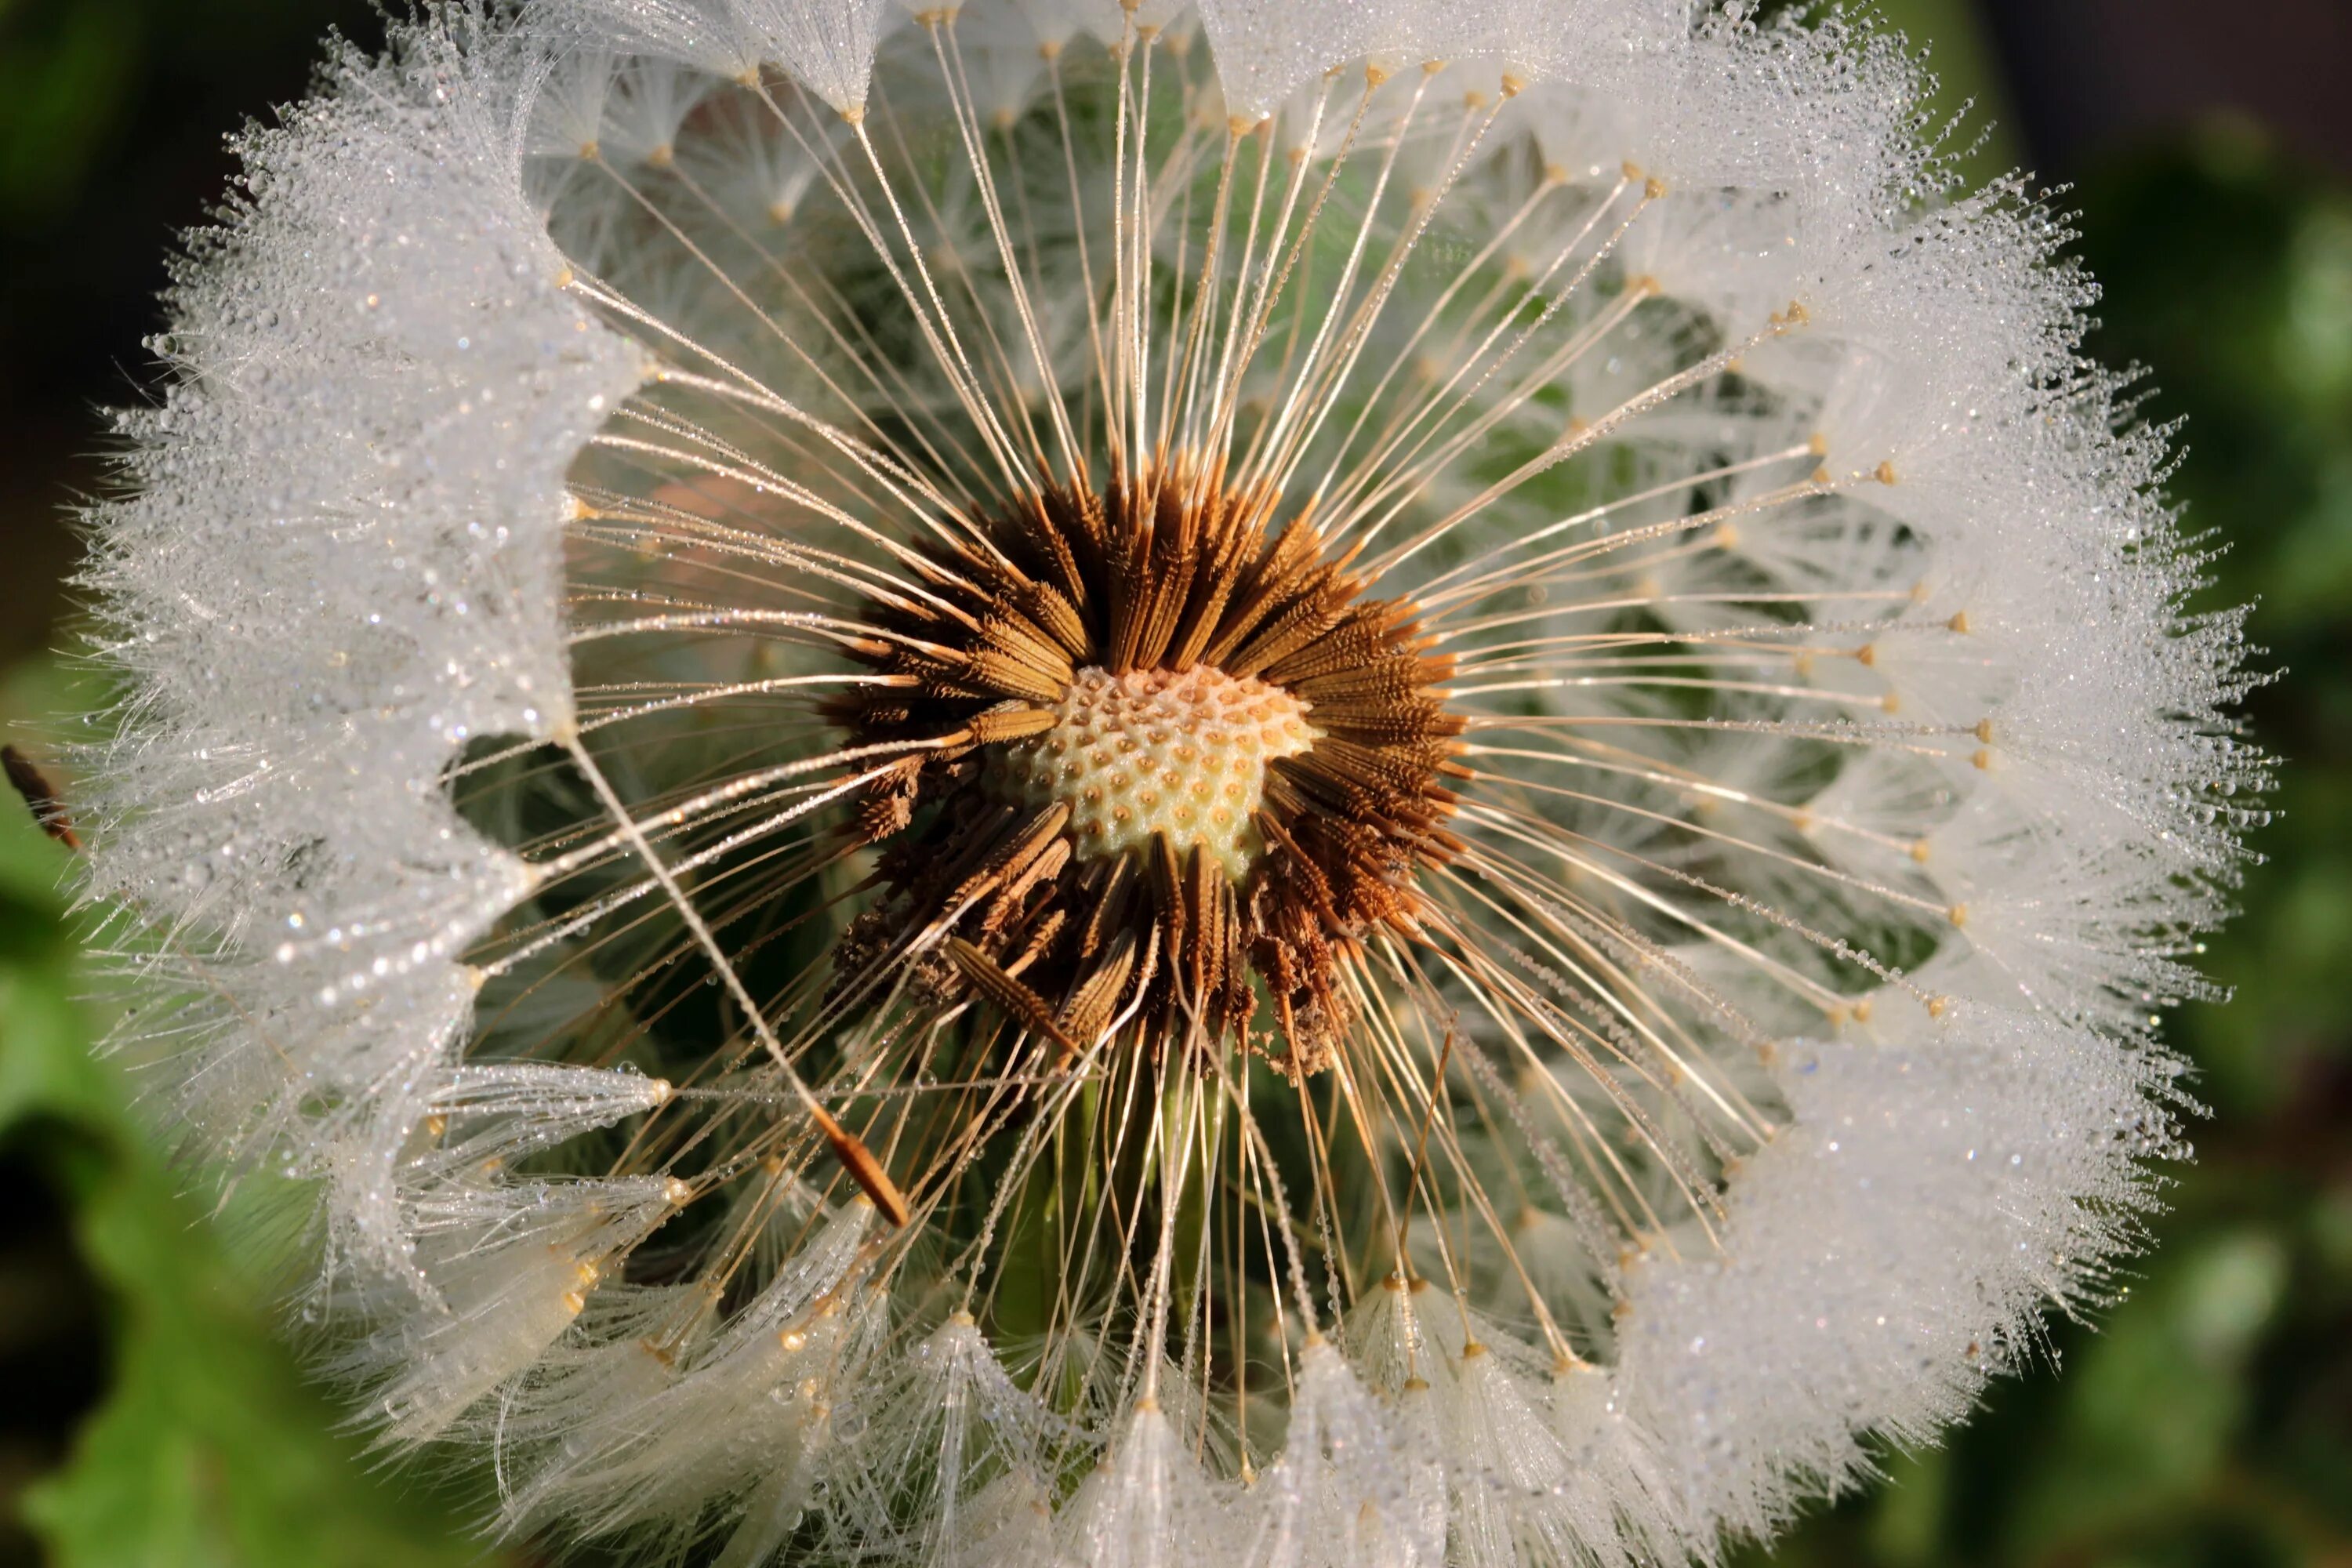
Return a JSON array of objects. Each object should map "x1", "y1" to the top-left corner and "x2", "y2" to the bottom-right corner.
[{"x1": 984, "y1": 665, "x2": 1319, "y2": 879}]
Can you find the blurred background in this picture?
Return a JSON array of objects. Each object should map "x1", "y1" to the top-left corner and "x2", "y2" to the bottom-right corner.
[{"x1": 0, "y1": 1, "x2": 2345, "y2": 1564}]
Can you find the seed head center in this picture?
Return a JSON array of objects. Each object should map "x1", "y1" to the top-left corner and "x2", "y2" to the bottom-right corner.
[{"x1": 983, "y1": 665, "x2": 1320, "y2": 880}]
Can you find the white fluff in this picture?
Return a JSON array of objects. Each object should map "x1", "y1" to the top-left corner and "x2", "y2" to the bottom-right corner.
[{"x1": 1616, "y1": 1007, "x2": 2183, "y2": 1537}]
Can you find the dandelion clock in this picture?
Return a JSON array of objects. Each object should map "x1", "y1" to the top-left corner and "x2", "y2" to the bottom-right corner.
[{"x1": 74, "y1": 0, "x2": 2265, "y2": 1563}]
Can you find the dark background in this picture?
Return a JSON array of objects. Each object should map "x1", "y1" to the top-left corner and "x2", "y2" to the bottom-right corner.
[{"x1": 0, "y1": 2, "x2": 2346, "y2": 1564}]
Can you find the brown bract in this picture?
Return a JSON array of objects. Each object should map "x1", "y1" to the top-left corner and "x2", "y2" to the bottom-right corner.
[{"x1": 822, "y1": 453, "x2": 1469, "y2": 1075}]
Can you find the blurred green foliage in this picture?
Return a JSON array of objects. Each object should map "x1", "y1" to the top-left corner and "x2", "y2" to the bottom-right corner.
[{"x1": 0, "y1": 1, "x2": 2347, "y2": 1566}]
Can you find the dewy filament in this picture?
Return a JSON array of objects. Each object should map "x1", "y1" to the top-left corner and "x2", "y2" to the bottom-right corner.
[{"x1": 75, "y1": 0, "x2": 2263, "y2": 1564}]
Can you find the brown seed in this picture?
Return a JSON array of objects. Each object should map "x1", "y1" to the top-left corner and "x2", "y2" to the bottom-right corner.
[
  {"x1": 808, "y1": 1105, "x2": 909, "y2": 1228},
  {"x1": 3, "y1": 746, "x2": 80, "y2": 851}
]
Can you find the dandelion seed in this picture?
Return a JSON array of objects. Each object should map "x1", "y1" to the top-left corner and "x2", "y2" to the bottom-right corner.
[{"x1": 74, "y1": 0, "x2": 2262, "y2": 1563}]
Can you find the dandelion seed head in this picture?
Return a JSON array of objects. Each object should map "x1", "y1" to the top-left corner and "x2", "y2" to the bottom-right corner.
[{"x1": 71, "y1": 0, "x2": 2263, "y2": 1562}]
